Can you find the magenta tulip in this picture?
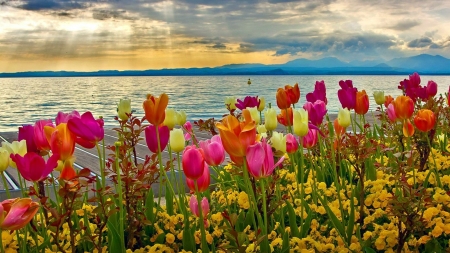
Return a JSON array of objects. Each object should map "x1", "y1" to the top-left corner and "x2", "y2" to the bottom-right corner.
[
  {"x1": 306, "y1": 80, "x2": 327, "y2": 105},
  {"x1": 0, "y1": 198, "x2": 39, "y2": 230},
  {"x1": 303, "y1": 100, "x2": 327, "y2": 126},
  {"x1": 67, "y1": 111, "x2": 104, "y2": 149},
  {"x1": 235, "y1": 96, "x2": 260, "y2": 110},
  {"x1": 11, "y1": 153, "x2": 59, "y2": 182},
  {"x1": 426, "y1": 80, "x2": 437, "y2": 98},
  {"x1": 337, "y1": 80, "x2": 357, "y2": 110},
  {"x1": 186, "y1": 163, "x2": 210, "y2": 192},
  {"x1": 301, "y1": 129, "x2": 318, "y2": 149},
  {"x1": 286, "y1": 134, "x2": 298, "y2": 154},
  {"x1": 182, "y1": 146, "x2": 205, "y2": 180},
  {"x1": 18, "y1": 125, "x2": 38, "y2": 154},
  {"x1": 189, "y1": 195, "x2": 209, "y2": 217},
  {"x1": 144, "y1": 125, "x2": 170, "y2": 153},
  {"x1": 246, "y1": 139, "x2": 284, "y2": 179},
  {"x1": 199, "y1": 135, "x2": 225, "y2": 166},
  {"x1": 55, "y1": 111, "x2": 80, "y2": 125},
  {"x1": 34, "y1": 119, "x2": 53, "y2": 152}
]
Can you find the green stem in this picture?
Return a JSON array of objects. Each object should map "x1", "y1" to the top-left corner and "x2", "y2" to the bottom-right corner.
[
  {"x1": 50, "y1": 172, "x2": 60, "y2": 211},
  {"x1": 114, "y1": 142, "x2": 126, "y2": 253},
  {"x1": 1, "y1": 172, "x2": 10, "y2": 198},
  {"x1": 177, "y1": 152, "x2": 187, "y2": 209},
  {"x1": 195, "y1": 182, "x2": 209, "y2": 253},
  {"x1": 259, "y1": 179, "x2": 269, "y2": 250},
  {"x1": 96, "y1": 143, "x2": 106, "y2": 190}
]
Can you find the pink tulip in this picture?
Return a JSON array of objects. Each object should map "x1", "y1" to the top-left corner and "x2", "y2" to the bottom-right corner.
[
  {"x1": 199, "y1": 135, "x2": 225, "y2": 166},
  {"x1": 303, "y1": 100, "x2": 327, "y2": 126},
  {"x1": 286, "y1": 134, "x2": 298, "y2": 154},
  {"x1": 235, "y1": 96, "x2": 260, "y2": 110},
  {"x1": 184, "y1": 121, "x2": 193, "y2": 141},
  {"x1": 182, "y1": 146, "x2": 205, "y2": 180},
  {"x1": 426, "y1": 80, "x2": 437, "y2": 98},
  {"x1": 186, "y1": 163, "x2": 210, "y2": 192},
  {"x1": 387, "y1": 104, "x2": 397, "y2": 122},
  {"x1": 306, "y1": 80, "x2": 327, "y2": 105},
  {"x1": 34, "y1": 119, "x2": 53, "y2": 152},
  {"x1": 301, "y1": 129, "x2": 318, "y2": 149},
  {"x1": 67, "y1": 111, "x2": 104, "y2": 149},
  {"x1": 337, "y1": 80, "x2": 357, "y2": 110},
  {"x1": 144, "y1": 125, "x2": 169, "y2": 153},
  {"x1": 11, "y1": 153, "x2": 59, "y2": 182},
  {"x1": 0, "y1": 198, "x2": 39, "y2": 230},
  {"x1": 189, "y1": 195, "x2": 209, "y2": 218},
  {"x1": 18, "y1": 125, "x2": 38, "y2": 153},
  {"x1": 246, "y1": 139, "x2": 285, "y2": 179},
  {"x1": 55, "y1": 111, "x2": 80, "y2": 125}
]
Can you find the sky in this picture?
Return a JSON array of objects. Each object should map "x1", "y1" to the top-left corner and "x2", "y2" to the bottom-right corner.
[{"x1": 1, "y1": 0, "x2": 450, "y2": 72}]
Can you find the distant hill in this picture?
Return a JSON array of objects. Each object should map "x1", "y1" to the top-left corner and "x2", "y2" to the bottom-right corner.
[{"x1": 1, "y1": 54, "x2": 450, "y2": 77}]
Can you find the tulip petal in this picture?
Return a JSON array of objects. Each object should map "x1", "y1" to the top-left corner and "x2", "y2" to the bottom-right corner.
[{"x1": 246, "y1": 143, "x2": 265, "y2": 178}]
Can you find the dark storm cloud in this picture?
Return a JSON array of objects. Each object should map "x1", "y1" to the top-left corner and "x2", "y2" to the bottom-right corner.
[
  {"x1": 387, "y1": 20, "x2": 420, "y2": 31},
  {"x1": 407, "y1": 37, "x2": 450, "y2": 49}
]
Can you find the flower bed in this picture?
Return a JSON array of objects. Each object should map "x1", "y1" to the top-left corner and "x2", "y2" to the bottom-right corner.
[{"x1": 1, "y1": 72, "x2": 450, "y2": 252}]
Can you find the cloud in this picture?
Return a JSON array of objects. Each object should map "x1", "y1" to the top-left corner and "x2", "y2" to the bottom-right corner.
[
  {"x1": 407, "y1": 36, "x2": 450, "y2": 49},
  {"x1": 19, "y1": 0, "x2": 88, "y2": 10},
  {"x1": 92, "y1": 9, "x2": 136, "y2": 20},
  {"x1": 387, "y1": 20, "x2": 420, "y2": 31},
  {"x1": 209, "y1": 43, "x2": 226, "y2": 49}
]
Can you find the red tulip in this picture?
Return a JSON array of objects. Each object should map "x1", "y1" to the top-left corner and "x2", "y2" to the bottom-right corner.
[
  {"x1": 0, "y1": 198, "x2": 39, "y2": 230},
  {"x1": 355, "y1": 90, "x2": 369, "y2": 115},
  {"x1": 11, "y1": 153, "x2": 59, "y2": 182},
  {"x1": 182, "y1": 146, "x2": 205, "y2": 180},
  {"x1": 18, "y1": 125, "x2": 38, "y2": 153},
  {"x1": 246, "y1": 139, "x2": 284, "y2": 179},
  {"x1": 403, "y1": 119, "x2": 415, "y2": 137},
  {"x1": 286, "y1": 134, "x2": 298, "y2": 154},
  {"x1": 34, "y1": 119, "x2": 53, "y2": 152},
  {"x1": 414, "y1": 109, "x2": 435, "y2": 132},
  {"x1": 186, "y1": 163, "x2": 210, "y2": 192},
  {"x1": 143, "y1": 93, "x2": 169, "y2": 126},
  {"x1": 44, "y1": 123, "x2": 75, "y2": 161},
  {"x1": 285, "y1": 83, "x2": 300, "y2": 105},
  {"x1": 199, "y1": 135, "x2": 225, "y2": 166},
  {"x1": 277, "y1": 107, "x2": 294, "y2": 126},
  {"x1": 144, "y1": 125, "x2": 169, "y2": 153},
  {"x1": 276, "y1": 88, "x2": 291, "y2": 109},
  {"x1": 393, "y1": 95, "x2": 414, "y2": 120},
  {"x1": 68, "y1": 111, "x2": 104, "y2": 149},
  {"x1": 384, "y1": 95, "x2": 394, "y2": 107},
  {"x1": 59, "y1": 160, "x2": 77, "y2": 181}
]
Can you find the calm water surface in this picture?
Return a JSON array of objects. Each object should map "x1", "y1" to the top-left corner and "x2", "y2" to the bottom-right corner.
[{"x1": 1, "y1": 75, "x2": 449, "y2": 132}]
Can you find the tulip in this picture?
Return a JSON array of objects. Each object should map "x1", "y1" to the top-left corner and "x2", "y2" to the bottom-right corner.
[
  {"x1": 264, "y1": 108, "x2": 278, "y2": 131},
  {"x1": 248, "y1": 107, "x2": 260, "y2": 125},
  {"x1": 18, "y1": 125, "x2": 38, "y2": 154},
  {"x1": 285, "y1": 83, "x2": 301, "y2": 105},
  {"x1": 224, "y1": 97, "x2": 237, "y2": 111},
  {"x1": 117, "y1": 99, "x2": 132, "y2": 121},
  {"x1": 286, "y1": 134, "x2": 298, "y2": 154},
  {"x1": 393, "y1": 95, "x2": 414, "y2": 120},
  {"x1": 355, "y1": 90, "x2": 369, "y2": 115},
  {"x1": 426, "y1": 81, "x2": 437, "y2": 98},
  {"x1": 189, "y1": 195, "x2": 209, "y2": 217},
  {"x1": 143, "y1": 93, "x2": 169, "y2": 126},
  {"x1": 301, "y1": 129, "x2": 318, "y2": 149},
  {"x1": 386, "y1": 104, "x2": 397, "y2": 122},
  {"x1": 235, "y1": 96, "x2": 260, "y2": 110},
  {"x1": 403, "y1": 119, "x2": 415, "y2": 137},
  {"x1": 256, "y1": 125, "x2": 267, "y2": 134},
  {"x1": 384, "y1": 95, "x2": 394, "y2": 107},
  {"x1": 199, "y1": 135, "x2": 225, "y2": 166},
  {"x1": 257, "y1": 97, "x2": 265, "y2": 111},
  {"x1": 182, "y1": 146, "x2": 205, "y2": 180},
  {"x1": 176, "y1": 111, "x2": 187, "y2": 126},
  {"x1": 303, "y1": 100, "x2": 327, "y2": 126},
  {"x1": 34, "y1": 119, "x2": 53, "y2": 152},
  {"x1": 55, "y1": 111, "x2": 80, "y2": 125},
  {"x1": 59, "y1": 160, "x2": 77, "y2": 181},
  {"x1": 373, "y1": 91, "x2": 385, "y2": 106},
  {"x1": 409, "y1": 72, "x2": 421, "y2": 87},
  {"x1": 186, "y1": 164, "x2": 210, "y2": 192},
  {"x1": 183, "y1": 121, "x2": 193, "y2": 141},
  {"x1": 145, "y1": 125, "x2": 169, "y2": 153},
  {"x1": 337, "y1": 108, "x2": 351, "y2": 128},
  {"x1": 333, "y1": 119, "x2": 346, "y2": 137},
  {"x1": 337, "y1": 80, "x2": 357, "y2": 110},
  {"x1": 246, "y1": 139, "x2": 285, "y2": 179},
  {"x1": 293, "y1": 108, "x2": 309, "y2": 137},
  {"x1": 216, "y1": 109, "x2": 256, "y2": 165},
  {"x1": 276, "y1": 88, "x2": 291, "y2": 109},
  {"x1": 270, "y1": 131, "x2": 286, "y2": 153},
  {"x1": 277, "y1": 107, "x2": 293, "y2": 126},
  {"x1": 169, "y1": 128, "x2": 185, "y2": 153},
  {"x1": 44, "y1": 123, "x2": 75, "y2": 161},
  {"x1": 67, "y1": 111, "x2": 104, "y2": 149},
  {"x1": 0, "y1": 147, "x2": 9, "y2": 172},
  {"x1": 0, "y1": 198, "x2": 39, "y2": 230},
  {"x1": 11, "y1": 153, "x2": 59, "y2": 182},
  {"x1": 2, "y1": 140, "x2": 27, "y2": 169},
  {"x1": 448, "y1": 86, "x2": 450, "y2": 107},
  {"x1": 414, "y1": 109, "x2": 435, "y2": 132},
  {"x1": 306, "y1": 80, "x2": 327, "y2": 104},
  {"x1": 163, "y1": 108, "x2": 177, "y2": 130}
]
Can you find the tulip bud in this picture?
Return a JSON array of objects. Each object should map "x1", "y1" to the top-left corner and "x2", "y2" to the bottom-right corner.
[
  {"x1": 176, "y1": 111, "x2": 187, "y2": 126},
  {"x1": 0, "y1": 147, "x2": 9, "y2": 172},
  {"x1": 258, "y1": 97, "x2": 266, "y2": 112},
  {"x1": 182, "y1": 146, "x2": 205, "y2": 180},
  {"x1": 293, "y1": 108, "x2": 309, "y2": 137},
  {"x1": 2, "y1": 140, "x2": 27, "y2": 169},
  {"x1": 170, "y1": 128, "x2": 185, "y2": 153},
  {"x1": 286, "y1": 134, "x2": 298, "y2": 154},
  {"x1": 270, "y1": 131, "x2": 286, "y2": 153},
  {"x1": 403, "y1": 119, "x2": 415, "y2": 137},
  {"x1": 225, "y1": 97, "x2": 237, "y2": 111},
  {"x1": 117, "y1": 99, "x2": 131, "y2": 121},
  {"x1": 264, "y1": 108, "x2": 278, "y2": 131},
  {"x1": 426, "y1": 81, "x2": 437, "y2": 98},
  {"x1": 373, "y1": 91, "x2": 385, "y2": 106},
  {"x1": 163, "y1": 109, "x2": 177, "y2": 130},
  {"x1": 387, "y1": 104, "x2": 397, "y2": 122},
  {"x1": 189, "y1": 195, "x2": 210, "y2": 217},
  {"x1": 248, "y1": 107, "x2": 260, "y2": 124},
  {"x1": 337, "y1": 108, "x2": 351, "y2": 128},
  {"x1": 301, "y1": 129, "x2": 318, "y2": 149},
  {"x1": 414, "y1": 109, "x2": 435, "y2": 132}
]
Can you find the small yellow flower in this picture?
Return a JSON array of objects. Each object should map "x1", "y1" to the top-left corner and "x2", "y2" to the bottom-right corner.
[{"x1": 166, "y1": 233, "x2": 175, "y2": 244}]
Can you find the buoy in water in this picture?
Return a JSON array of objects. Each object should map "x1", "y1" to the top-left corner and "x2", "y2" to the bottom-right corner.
[{"x1": 247, "y1": 79, "x2": 251, "y2": 85}]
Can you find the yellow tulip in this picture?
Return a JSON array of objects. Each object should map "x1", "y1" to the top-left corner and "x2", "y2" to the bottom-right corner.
[
  {"x1": 176, "y1": 111, "x2": 187, "y2": 126},
  {"x1": 163, "y1": 108, "x2": 177, "y2": 130},
  {"x1": 264, "y1": 108, "x2": 277, "y2": 131},
  {"x1": 270, "y1": 131, "x2": 286, "y2": 153},
  {"x1": 0, "y1": 147, "x2": 9, "y2": 172},
  {"x1": 248, "y1": 107, "x2": 260, "y2": 125},
  {"x1": 117, "y1": 99, "x2": 131, "y2": 121},
  {"x1": 224, "y1": 97, "x2": 237, "y2": 111},
  {"x1": 256, "y1": 124, "x2": 267, "y2": 134},
  {"x1": 258, "y1": 97, "x2": 266, "y2": 112},
  {"x1": 373, "y1": 91, "x2": 385, "y2": 106},
  {"x1": 2, "y1": 140, "x2": 27, "y2": 169},
  {"x1": 337, "y1": 108, "x2": 351, "y2": 128},
  {"x1": 170, "y1": 128, "x2": 185, "y2": 153},
  {"x1": 293, "y1": 108, "x2": 309, "y2": 137}
]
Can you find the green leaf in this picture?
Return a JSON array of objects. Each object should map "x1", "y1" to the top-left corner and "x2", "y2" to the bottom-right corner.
[
  {"x1": 145, "y1": 188, "x2": 155, "y2": 223},
  {"x1": 182, "y1": 219, "x2": 195, "y2": 252},
  {"x1": 165, "y1": 184, "x2": 174, "y2": 215},
  {"x1": 281, "y1": 229, "x2": 290, "y2": 253},
  {"x1": 300, "y1": 208, "x2": 313, "y2": 238},
  {"x1": 317, "y1": 195, "x2": 345, "y2": 240},
  {"x1": 244, "y1": 209, "x2": 254, "y2": 228},
  {"x1": 346, "y1": 189, "x2": 356, "y2": 245},
  {"x1": 424, "y1": 238, "x2": 443, "y2": 253},
  {"x1": 284, "y1": 200, "x2": 300, "y2": 238},
  {"x1": 107, "y1": 211, "x2": 125, "y2": 252},
  {"x1": 362, "y1": 246, "x2": 377, "y2": 253}
]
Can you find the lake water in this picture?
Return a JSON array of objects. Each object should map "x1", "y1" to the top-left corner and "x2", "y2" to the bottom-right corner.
[{"x1": 1, "y1": 75, "x2": 449, "y2": 132}]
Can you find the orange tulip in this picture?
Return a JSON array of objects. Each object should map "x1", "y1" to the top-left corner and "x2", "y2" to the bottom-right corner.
[
  {"x1": 414, "y1": 109, "x2": 435, "y2": 132},
  {"x1": 276, "y1": 88, "x2": 290, "y2": 109},
  {"x1": 0, "y1": 198, "x2": 39, "y2": 230},
  {"x1": 285, "y1": 83, "x2": 300, "y2": 105},
  {"x1": 143, "y1": 93, "x2": 169, "y2": 125},
  {"x1": 384, "y1": 95, "x2": 394, "y2": 107},
  {"x1": 355, "y1": 90, "x2": 369, "y2": 115},
  {"x1": 44, "y1": 123, "x2": 75, "y2": 161},
  {"x1": 333, "y1": 118, "x2": 346, "y2": 137},
  {"x1": 277, "y1": 107, "x2": 293, "y2": 126},
  {"x1": 216, "y1": 109, "x2": 256, "y2": 165},
  {"x1": 403, "y1": 119, "x2": 415, "y2": 137},
  {"x1": 393, "y1": 95, "x2": 414, "y2": 120}
]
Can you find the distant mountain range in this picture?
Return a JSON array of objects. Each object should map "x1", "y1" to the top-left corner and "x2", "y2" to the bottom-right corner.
[{"x1": 1, "y1": 54, "x2": 450, "y2": 77}]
